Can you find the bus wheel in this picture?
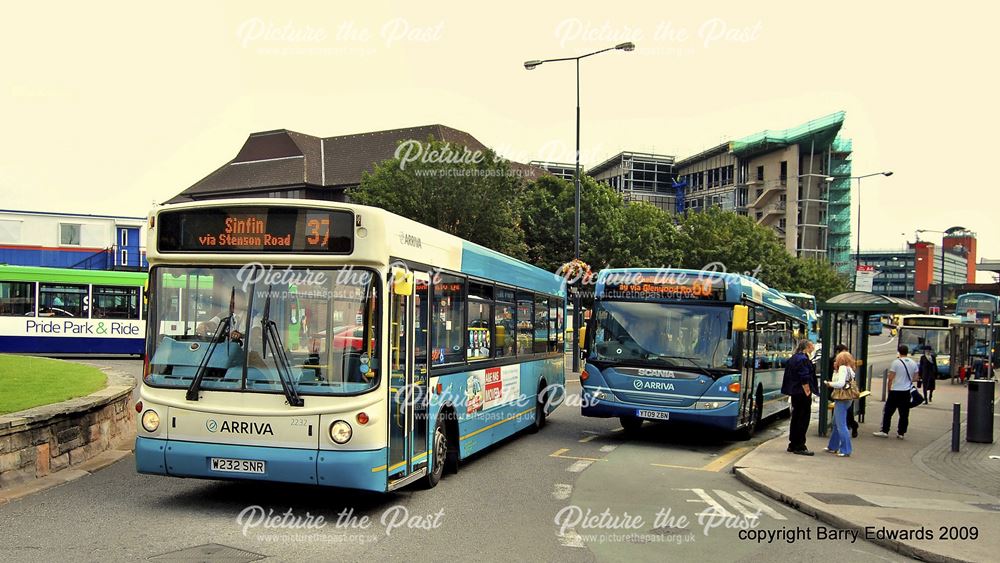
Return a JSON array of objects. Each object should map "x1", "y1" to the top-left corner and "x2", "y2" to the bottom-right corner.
[
  {"x1": 421, "y1": 416, "x2": 448, "y2": 489},
  {"x1": 620, "y1": 416, "x2": 643, "y2": 435},
  {"x1": 530, "y1": 383, "x2": 548, "y2": 433}
]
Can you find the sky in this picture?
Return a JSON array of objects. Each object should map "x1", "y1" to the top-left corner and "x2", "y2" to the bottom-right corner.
[{"x1": 1, "y1": 1, "x2": 996, "y2": 280}]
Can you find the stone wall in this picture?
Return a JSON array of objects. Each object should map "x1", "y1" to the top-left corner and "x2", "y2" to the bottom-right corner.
[{"x1": 0, "y1": 366, "x2": 135, "y2": 489}]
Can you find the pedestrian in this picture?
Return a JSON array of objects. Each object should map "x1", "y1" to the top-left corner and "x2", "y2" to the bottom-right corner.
[
  {"x1": 782, "y1": 339, "x2": 818, "y2": 455},
  {"x1": 824, "y1": 350, "x2": 857, "y2": 457},
  {"x1": 874, "y1": 345, "x2": 919, "y2": 439},
  {"x1": 918, "y1": 346, "x2": 936, "y2": 403},
  {"x1": 831, "y1": 343, "x2": 860, "y2": 437}
]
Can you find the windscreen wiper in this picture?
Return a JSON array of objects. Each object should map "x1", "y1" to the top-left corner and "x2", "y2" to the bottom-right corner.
[
  {"x1": 261, "y1": 292, "x2": 304, "y2": 407},
  {"x1": 186, "y1": 287, "x2": 235, "y2": 401},
  {"x1": 649, "y1": 354, "x2": 717, "y2": 379}
]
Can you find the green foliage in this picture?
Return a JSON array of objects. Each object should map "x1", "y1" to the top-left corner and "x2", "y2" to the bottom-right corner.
[
  {"x1": 349, "y1": 137, "x2": 527, "y2": 260},
  {"x1": 348, "y1": 138, "x2": 848, "y2": 300}
]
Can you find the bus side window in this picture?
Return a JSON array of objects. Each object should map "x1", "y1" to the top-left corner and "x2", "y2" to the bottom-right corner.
[{"x1": 432, "y1": 274, "x2": 466, "y2": 365}]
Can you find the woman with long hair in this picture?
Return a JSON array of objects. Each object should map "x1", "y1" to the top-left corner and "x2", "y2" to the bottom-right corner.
[{"x1": 824, "y1": 351, "x2": 857, "y2": 457}]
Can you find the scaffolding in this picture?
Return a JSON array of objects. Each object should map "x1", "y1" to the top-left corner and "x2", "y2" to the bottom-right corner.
[{"x1": 827, "y1": 136, "x2": 853, "y2": 274}]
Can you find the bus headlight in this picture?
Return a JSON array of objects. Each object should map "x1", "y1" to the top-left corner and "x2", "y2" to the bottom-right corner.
[
  {"x1": 141, "y1": 410, "x2": 160, "y2": 432},
  {"x1": 329, "y1": 420, "x2": 353, "y2": 444},
  {"x1": 695, "y1": 401, "x2": 724, "y2": 410}
]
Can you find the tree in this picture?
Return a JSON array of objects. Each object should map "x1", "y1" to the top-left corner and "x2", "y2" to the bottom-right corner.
[
  {"x1": 676, "y1": 207, "x2": 794, "y2": 288},
  {"x1": 519, "y1": 175, "x2": 627, "y2": 273},
  {"x1": 786, "y1": 257, "x2": 850, "y2": 301},
  {"x1": 618, "y1": 201, "x2": 682, "y2": 268},
  {"x1": 349, "y1": 138, "x2": 527, "y2": 259}
]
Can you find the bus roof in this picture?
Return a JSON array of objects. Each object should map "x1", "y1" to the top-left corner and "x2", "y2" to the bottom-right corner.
[
  {"x1": 594, "y1": 268, "x2": 808, "y2": 324},
  {"x1": 147, "y1": 199, "x2": 565, "y2": 298},
  {"x1": 956, "y1": 293, "x2": 1000, "y2": 313},
  {"x1": 0, "y1": 265, "x2": 147, "y2": 286}
]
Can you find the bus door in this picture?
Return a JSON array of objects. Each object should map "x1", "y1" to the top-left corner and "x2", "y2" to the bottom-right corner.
[
  {"x1": 738, "y1": 305, "x2": 757, "y2": 425},
  {"x1": 387, "y1": 269, "x2": 430, "y2": 490}
]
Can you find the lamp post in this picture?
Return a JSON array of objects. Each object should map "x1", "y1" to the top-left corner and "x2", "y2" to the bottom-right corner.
[
  {"x1": 836, "y1": 171, "x2": 893, "y2": 287},
  {"x1": 916, "y1": 227, "x2": 967, "y2": 312},
  {"x1": 525, "y1": 42, "x2": 635, "y2": 373}
]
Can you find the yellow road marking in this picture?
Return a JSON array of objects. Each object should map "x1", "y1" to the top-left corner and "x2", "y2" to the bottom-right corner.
[
  {"x1": 650, "y1": 463, "x2": 709, "y2": 471},
  {"x1": 548, "y1": 449, "x2": 607, "y2": 462},
  {"x1": 578, "y1": 435, "x2": 597, "y2": 443},
  {"x1": 649, "y1": 446, "x2": 752, "y2": 473},
  {"x1": 701, "y1": 446, "x2": 751, "y2": 472}
]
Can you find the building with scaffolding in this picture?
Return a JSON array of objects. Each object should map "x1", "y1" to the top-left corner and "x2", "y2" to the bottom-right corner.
[
  {"x1": 588, "y1": 113, "x2": 853, "y2": 271},
  {"x1": 673, "y1": 112, "x2": 853, "y2": 271}
]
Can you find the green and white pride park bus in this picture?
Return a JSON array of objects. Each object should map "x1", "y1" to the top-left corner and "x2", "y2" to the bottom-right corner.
[{"x1": 135, "y1": 200, "x2": 566, "y2": 492}]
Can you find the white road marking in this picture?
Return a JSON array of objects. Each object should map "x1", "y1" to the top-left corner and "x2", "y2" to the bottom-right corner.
[
  {"x1": 610, "y1": 426, "x2": 624, "y2": 433},
  {"x1": 552, "y1": 483, "x2": 573, "y2": 500},
  {"x1": 599, "y1": 445, "x2": 618, "y2": 453},
  {"x1": 713, "y1": 489, "x2": 787, "y2": 520},
  {"x1": 567, "y1": 460, "x2": 594, "y2": 473}
]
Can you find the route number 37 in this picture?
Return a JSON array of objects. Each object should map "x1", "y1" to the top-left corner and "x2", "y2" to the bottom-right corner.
[{"x1": 306, "y1": 218, "x2": 330, "y2": 246}]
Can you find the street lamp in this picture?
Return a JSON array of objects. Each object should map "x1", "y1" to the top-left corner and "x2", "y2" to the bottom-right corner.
[
  {"x1": 837, "y1": 171, "x2": 893, "y2": 287},
  {"x1": 525, "y1": 41, "x2": 635, "y2": 373},
  {"x1": 916, "y1": 226, "x2": 967, "y2": 312}
]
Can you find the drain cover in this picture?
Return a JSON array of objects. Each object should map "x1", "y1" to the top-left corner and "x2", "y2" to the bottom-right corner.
[{"x1": 149, "y1": 544, "x2": 266, "y2": 562}]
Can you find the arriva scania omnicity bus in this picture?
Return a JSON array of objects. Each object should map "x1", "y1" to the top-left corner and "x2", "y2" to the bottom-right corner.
[
  {"x1": 581, "y1": 268, "x2": 808, "y2": 438},
  {"x1": 135, "y1": 200, "x2": 565, "y2": 492},
  {"x1": 0, "y1": 265, "x2": 146, "y2": 354}
]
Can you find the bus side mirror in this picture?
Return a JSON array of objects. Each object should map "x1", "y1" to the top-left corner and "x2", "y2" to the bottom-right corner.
[
  {"x1": 392, "y1": 270, "x2": 413, "y2": 295},
  {"x1": 732, "y1": 305, "x2": 749, "y2": 333}
]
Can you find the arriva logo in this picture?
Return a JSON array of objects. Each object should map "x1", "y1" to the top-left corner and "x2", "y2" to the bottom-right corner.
[
  {"x1": 636, "y1": 368, "x2": 676, "y2": 378},
  {"x1": 633, "y1": 379, "x2": 675, "y2": 391},
  {"x1": 206, "y1": 418, "x2": 274, "y2": 435}
]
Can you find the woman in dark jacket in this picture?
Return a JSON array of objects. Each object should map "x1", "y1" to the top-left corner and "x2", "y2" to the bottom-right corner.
[{"x1": 918, "y1": 347, "x2": 936, "y2": 403}]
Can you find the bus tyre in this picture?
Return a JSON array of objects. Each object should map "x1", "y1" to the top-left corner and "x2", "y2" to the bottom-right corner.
[
  {"x1": 620, "y1": 416, "x2": 643, "y2": 435},
  {"x1": 530, "y1": 383, "x2": 548, "y2": 433},
  {"x1": 737, "y1": 387, "x2": 764, "y2": 440},
  {"x1": 421, "y1": 416, "x2": 448, "y2": 489}
]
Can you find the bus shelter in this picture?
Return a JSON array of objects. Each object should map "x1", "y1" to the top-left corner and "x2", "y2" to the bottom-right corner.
[{"x1": 817, "y1": 292, "x2": 923, "y2": 436}]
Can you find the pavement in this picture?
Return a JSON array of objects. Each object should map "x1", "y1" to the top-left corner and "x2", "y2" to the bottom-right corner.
[{"x1": 734, "y1": 372, "x2": 1000, "y2": 563}]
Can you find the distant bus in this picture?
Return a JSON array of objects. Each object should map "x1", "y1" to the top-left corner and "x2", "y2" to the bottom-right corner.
[
  {"x1": 955, "y1": 293, "x2": 999, "y2": 370},
  {"x1": 898, "y1": 315, "x2": 956, "y2": 377},
  {"x1": 0, "y1": 265, "x2": 146, "y2": 354},
  {"x1": 581, "y1": 268, "x2": 808, "y2": 438},
  {"x1": 781, "y1": 292, "x2": 819, "y2": 341},
  {"x1": 135, "y1": 199, "x2": 565, "y2": 492}
]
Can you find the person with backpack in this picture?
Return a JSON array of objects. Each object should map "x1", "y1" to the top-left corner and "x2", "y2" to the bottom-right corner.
[{"x1": 874, "y1": 345, "x2": 920, "y2": 439}]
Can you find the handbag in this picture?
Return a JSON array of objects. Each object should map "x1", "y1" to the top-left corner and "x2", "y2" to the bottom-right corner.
[
  {"x1": 901, "y1": 360, "x2": 924, "y2": 408},
  {"x1": 830, "y1": 368, "x2": 860, "y2": 401}
]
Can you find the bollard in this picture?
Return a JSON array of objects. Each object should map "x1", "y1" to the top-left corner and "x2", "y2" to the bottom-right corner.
[
  {"x1": 881, "y1": 368, "x2": 888, "y2": 402},
  {"x1": 952, "y1": 403, "x2": 961, "y2": 452}
]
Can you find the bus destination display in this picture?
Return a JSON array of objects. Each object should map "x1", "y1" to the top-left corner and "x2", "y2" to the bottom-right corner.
[
  {"x1": 603, "y1": 274, "x2": 724, "y2": 301},
  {"x1": 157, "y1": 207, "x2": 353, "y2": 253},
  {"x1": 902, "y1": 317, "x2": 950, "y2": 329}
]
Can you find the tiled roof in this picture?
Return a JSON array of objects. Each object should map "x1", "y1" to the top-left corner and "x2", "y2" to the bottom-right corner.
[{"x1": 166, "y1": 125, "x2": 543, "y2": 204}]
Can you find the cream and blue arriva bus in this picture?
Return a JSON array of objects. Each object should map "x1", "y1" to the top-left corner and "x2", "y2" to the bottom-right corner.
[{"x1": 135, "y1": 200, "x2": 565, "y2": 492}]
